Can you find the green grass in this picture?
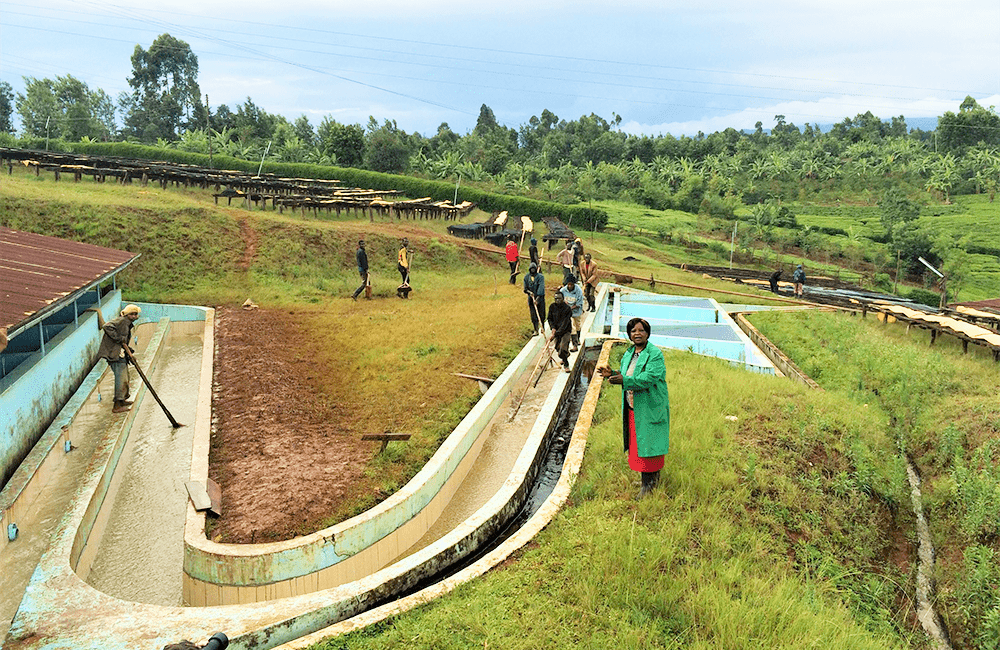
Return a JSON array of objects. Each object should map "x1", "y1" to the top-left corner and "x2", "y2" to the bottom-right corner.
[
  {"x1": 313, "y1": 350, "x2": 915, "y2": 649},
  {"x1": 749, "y1": 309, "x2": 1000, "y2": 649}
]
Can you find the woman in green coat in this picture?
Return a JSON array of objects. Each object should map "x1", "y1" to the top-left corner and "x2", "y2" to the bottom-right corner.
[{"x1": 598, "y1": 317, "x2": 670, "y2": 497}]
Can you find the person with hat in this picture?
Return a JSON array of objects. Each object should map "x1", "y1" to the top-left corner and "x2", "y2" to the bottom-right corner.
[
  {"x1": 528, "y1": 237, "x2": 539, "y2": 267},
  {"x1": 560, "y1": 275, "x2": 585, "y2": 352},
  {"x1": 792, "y1": 264, "x2": 806, "y2": 298},
  {"x1": 352, "y1": 239, "x2": 370, "y2": 301},
  {"x1": 523, "y1": 262, "x2": 546, "y2": 336},
  {"x1": 97, "y1": 304, "x2": 142, "y2": 413}
]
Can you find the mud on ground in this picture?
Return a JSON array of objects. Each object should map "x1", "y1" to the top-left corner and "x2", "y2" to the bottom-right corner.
[{"x1": 208, "y1": 306, "x2": 375, "y2": 543}]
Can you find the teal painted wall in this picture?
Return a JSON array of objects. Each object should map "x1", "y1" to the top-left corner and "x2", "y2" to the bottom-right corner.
[{"x1": 0, "y1": 292, "x2": 121, "y2": 488}]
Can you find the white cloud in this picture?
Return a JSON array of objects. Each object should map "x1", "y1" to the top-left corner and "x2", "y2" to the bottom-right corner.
[{"x1": 624, "y1": 94, "x2": 1000, "y2": 137}]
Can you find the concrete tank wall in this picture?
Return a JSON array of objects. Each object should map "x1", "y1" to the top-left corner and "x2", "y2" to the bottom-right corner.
[
  {"x1": 0, "y1": 291, "x2": 121, "y2": 490},
  {"x1": 182, "y1": 333, "x2": 546, "y2": 605}
]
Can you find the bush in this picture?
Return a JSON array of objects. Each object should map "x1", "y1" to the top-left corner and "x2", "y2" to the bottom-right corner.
[{"x1": 906, "y1": 287, "x2": 941, "y2": 309}]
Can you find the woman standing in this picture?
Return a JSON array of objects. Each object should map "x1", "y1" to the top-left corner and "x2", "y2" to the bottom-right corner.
[{"x1": 598, "y1": 318, "x2": 670, "y2": 497}]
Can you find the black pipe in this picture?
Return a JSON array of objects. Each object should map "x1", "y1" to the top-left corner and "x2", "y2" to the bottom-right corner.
[{"x1": 204, "y1": 632, "x2": 229, "y2": 650}]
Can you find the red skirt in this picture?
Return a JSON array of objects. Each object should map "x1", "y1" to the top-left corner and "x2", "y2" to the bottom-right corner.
[{"x1": 627, "y1": 408, "x2": 665, "y2": 473}]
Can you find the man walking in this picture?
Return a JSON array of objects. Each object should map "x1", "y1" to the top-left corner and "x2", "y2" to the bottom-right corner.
[
  {"x1": 579, "y1": 253, "x2": 599, "y2": 312},
  {"x1": 528, "y1": 237, "x2": 539, "y2": 267},
  {"x1": 523, "y1": 262, "x2": 546, "y2": 336},
  {"x1": 505, "y1": 234, "x2": 519, "y2": 284},
  {"x1": 98, "y1": 304, "x2": 141, "y2": 413},
  {"x1": 560, "y1": 275, "x2": 585, "y2": 352},
  {"x1": 352, "y1": 239, "x2": 369, "y2": 300},
  {"x1": 547, "y1": 291, "x2": 573, "y2": 373}
]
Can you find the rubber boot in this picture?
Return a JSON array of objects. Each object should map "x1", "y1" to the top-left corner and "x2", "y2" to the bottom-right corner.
[
  {"x1": 638, "y1": 471, "x2": 660, "y2": 498},
  {"x1": 570, "y1": 333, "x2": 579, "y2": 352}
]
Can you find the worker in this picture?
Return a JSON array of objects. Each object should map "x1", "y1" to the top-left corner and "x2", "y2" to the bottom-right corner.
[
  {"x1": 560, "y1": 275, "x2": 585, "y2": 352},
  {"x1": 556, "y1": 240, "x2": 574, "y2": 283},
  {"x1": 529, "y1": 237, "x2": 539, "y2": 267},
  {"x1": 505, "y1": 234, "x2": 519, "y2": 284},
  {"x1": 547, "y1": 291, "x2": 573, "y2": 373},
  {"x1": 792, "y1": 264, "x2": 806, "y2": 298},
  {"x1": 523, "y1": 262, "x2": 546, "y2": 336},
  {"x1": 768, "y1": 268, "x2": 782, "y2": 294},
  {"x1": 352, "y1": 239, "x2": 369, "y2": 301},
  {"x1": 98, "y1": 304, "x2": 141, "y2": 413},
  {"x1": 579, "y1": 253, "x2": 599, "y2": 312},
  {"x1": 397, "y1": 238, "x2": 410, "y2": 286},
  {"x1": 572, "y1": 238, "x2": 585, "y2": 277}
]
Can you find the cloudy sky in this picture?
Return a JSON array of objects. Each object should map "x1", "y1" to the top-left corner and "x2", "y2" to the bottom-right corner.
[{"x1": 1, "y1": 0, "x2": 998, "y2": 137}]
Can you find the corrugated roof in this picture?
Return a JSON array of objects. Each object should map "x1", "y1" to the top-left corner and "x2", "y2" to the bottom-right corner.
[{"x1": 0, "y1": 227, "x2": 138, "y2": 335}]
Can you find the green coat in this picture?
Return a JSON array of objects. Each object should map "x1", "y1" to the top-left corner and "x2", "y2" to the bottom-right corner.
[{"x1": 620, "y1": 344, "x2": 670, "y2": 457}]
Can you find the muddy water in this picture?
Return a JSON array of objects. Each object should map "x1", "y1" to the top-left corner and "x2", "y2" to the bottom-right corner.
[
  {"x1": 0, "y1": 377, "x2": 116, "y2": 631},
  {"x1": 398, "y1": 346, "x2": 595, "y2": 573},
  {"x1": 85, "y1": 334, "x2": 202, "y2": 605}
]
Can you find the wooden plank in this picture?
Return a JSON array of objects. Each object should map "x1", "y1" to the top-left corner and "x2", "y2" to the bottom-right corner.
[
  {"x1": 185, "y1": 481, "x2": 212, "y2": 512},
  {"x1": 361, "y1": 433, "x2": 412, "y2": 441},
  {"x1": 206, "y1": 477, "x2": 222, "y2": 517},
  {"x1": 451, "y1": 372, "x2": 494, "y2": 385}
]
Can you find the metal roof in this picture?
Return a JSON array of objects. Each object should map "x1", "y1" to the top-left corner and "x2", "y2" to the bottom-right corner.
[{"x1": 0, "y1": 226, "x2": 138, "y2": 337}]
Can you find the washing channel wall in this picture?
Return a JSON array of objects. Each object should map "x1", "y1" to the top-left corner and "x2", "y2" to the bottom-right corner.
[
  {"x1": 0, "y1": 291, "x2": 121, "y2": 553},
  {"x1": 183, "y1": 329, "x2": 546, "y2": 605},
  {"x1": 5, "y1": 304, "x2": 590, "y2": 649},
  {"x1": 0, "y1": 291, "x2": 119, "y2": 494}
]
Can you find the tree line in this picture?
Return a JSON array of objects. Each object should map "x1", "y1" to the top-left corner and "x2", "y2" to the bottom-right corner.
[{"x1": 2, "y1": 33, "x2": 999, "y2": 222}]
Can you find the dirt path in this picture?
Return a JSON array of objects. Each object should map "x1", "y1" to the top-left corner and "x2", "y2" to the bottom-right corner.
[{"x1": 208, "y1": 306, "x2": 375, "y2": 543}]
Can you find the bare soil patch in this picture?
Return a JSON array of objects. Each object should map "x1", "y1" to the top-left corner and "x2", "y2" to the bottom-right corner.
[{"x1": 208, "y1": 306, "x2": 377, "y2": 543}]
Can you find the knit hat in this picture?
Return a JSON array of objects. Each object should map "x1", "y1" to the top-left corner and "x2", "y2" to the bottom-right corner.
[{"x1": 121, "y1": 304, "x2": 141, "y2": 317}]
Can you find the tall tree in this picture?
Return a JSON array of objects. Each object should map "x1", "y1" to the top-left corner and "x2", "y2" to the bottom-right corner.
[
  {"x1": 0, "y1": 81, "x2": 14, "y2": 134},
  {"x1": 16, "y1": 75, "x2": 111, "y2": 140},
  {"x1": 937, "y1": 96, "x2": 1000, "y2": 153},
  {"x1": 121, "y1": 33, "x2": 201, "y2": 142},
  {"x1": 317, "y1": 117, "x2": 365, "y2": 168}
]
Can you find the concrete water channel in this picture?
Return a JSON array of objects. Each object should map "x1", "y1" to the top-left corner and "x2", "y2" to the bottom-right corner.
[{"x1": 1, "y1": 284, "x2": 790, "y2": 649}]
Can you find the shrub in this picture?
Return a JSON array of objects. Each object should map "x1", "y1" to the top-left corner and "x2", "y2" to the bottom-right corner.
[{"x1": 906, "y1": 288, "x2": 941, "y2": 309}]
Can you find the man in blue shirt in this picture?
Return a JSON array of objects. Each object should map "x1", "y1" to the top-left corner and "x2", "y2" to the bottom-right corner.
[{"x1": 560, "y1": 275, "x2": 585, "y2": 352}]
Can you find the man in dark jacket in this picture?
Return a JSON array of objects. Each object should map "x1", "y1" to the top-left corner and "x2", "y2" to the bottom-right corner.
[
  {"x1": 768, "y1": 268, "x2": 782, "y2": 294},
  {"x1": 523, "y1": 262, "x2": 546, "y2": 335},
  {"x1": 528, "y1": 237, "x2": 539, "y2": 267},
  {"x1": 547, "y1": 291, "x2": 573, "y2": 372},
  {"x1": 352, "y1": 239, "x2": 369, "y2": 300},
  {"x1": 97, "y1": 304, "x2": 141, "y2": 413},
  {"x1": 792, "y1": 264, "x2": 806, "y2": 298}
]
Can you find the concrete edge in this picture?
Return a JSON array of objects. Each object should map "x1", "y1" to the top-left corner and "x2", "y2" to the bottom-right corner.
[
  {"x1": 271, "y1": 339, "x2": 615, "y2": 649},
  {"x1": 182, "y1": 332, "x2": 546, "y2": 591}
]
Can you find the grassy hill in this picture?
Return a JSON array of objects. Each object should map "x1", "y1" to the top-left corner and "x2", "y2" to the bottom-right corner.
[{"x1": 4, "y1": 164, "x2": 998, "y2": 648}]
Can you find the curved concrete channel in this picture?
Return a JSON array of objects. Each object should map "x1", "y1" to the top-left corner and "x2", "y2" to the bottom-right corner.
[
  {"x1": 17, "y1": 285, "x2": 910, "y2": 650},
  {"x1": 1, "y1": 287, "x2": 617, "y2": 650}
]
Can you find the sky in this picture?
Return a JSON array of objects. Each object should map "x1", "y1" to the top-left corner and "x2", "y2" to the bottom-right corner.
[{"x1": 1, "y1": 0, "x2": 998, "y2": 138}]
